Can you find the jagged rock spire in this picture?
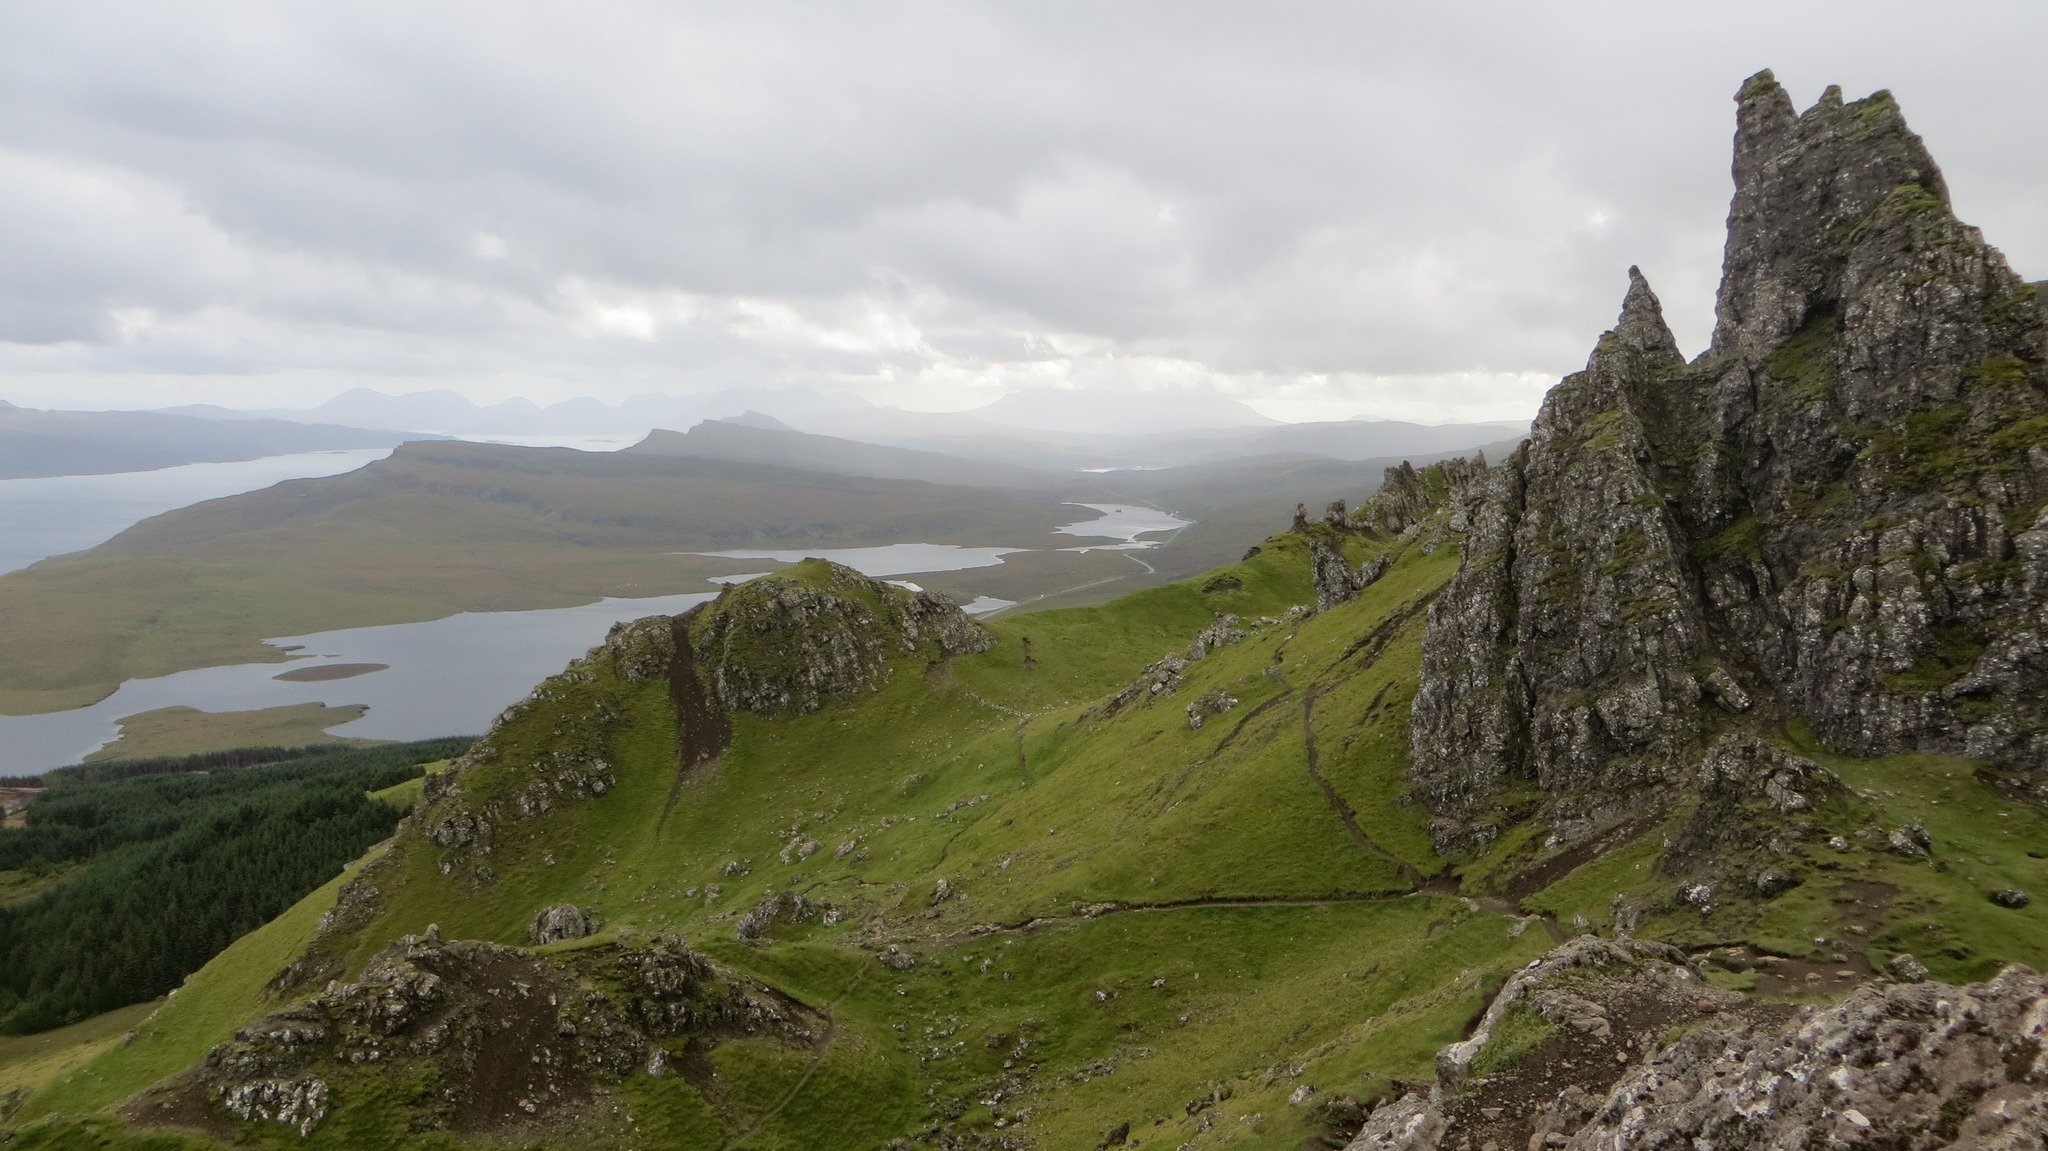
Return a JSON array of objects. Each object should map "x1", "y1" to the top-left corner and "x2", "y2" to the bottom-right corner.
[
  {"x1": 1609, "y1": 265, "x2": 1683, "y2": 365},
  {"x1": 1712, "y1": 70, "x2": 1954, "y2": 358},
  {"x1": 1413, "y1": 71, "x2": 2048, "y2": 863}
]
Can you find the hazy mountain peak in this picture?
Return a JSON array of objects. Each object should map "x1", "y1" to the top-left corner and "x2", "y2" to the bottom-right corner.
[
  {"x1": 715, "y1": 410, "x2": 795, "y2": 430},
  {"x1": 971, "y1": 386, "x2": 1279, "y2": 434}
]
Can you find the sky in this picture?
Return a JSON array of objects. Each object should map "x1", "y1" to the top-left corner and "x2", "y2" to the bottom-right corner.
[{"x1": 2, "y1": 3, "x2": 2044, "y2": 424}]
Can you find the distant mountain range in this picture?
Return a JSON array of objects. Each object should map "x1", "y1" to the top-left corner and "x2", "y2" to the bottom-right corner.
[
  {"x1": 164, "y1": 385, "x2": 873, "y2": 438},
  {"x1": 0, "y1": 402, "x2": 426, "y2": 480},
  {"x1": 160, "y1": 385, "x2": 1529, "y2": 468}
]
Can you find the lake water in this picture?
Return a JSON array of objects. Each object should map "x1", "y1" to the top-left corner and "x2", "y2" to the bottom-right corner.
[
  {"x1": 1054, "y1": 503, "x2": 1192, "y2": 550},
  {"x1": 0, "y1": 592, "x2": 719, "y2": 772},
  {"x1": 693, "y1": 542, "x2": 1021, "y2": 576},
  {"x1": 0, "y1": 449, "x2": 394, "y2": 575},
  {"x1": 692, "y1": 504, "x2": 1192, "y2": 572},
  {"x1": 0, "y1": 497, "x2": 1188, "y2": 772}
]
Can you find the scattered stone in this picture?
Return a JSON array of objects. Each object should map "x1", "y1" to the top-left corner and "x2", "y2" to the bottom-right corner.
[
  {"x1": 1344, "y1": 1092, "x2": 1443, "y2": 1151},
  {"x1": 1991, "y1": 887, "x2": 2032, "y2": 909},
  {"x1": 1887, "y1": 953, "x2": 1930, "y2": 983},
  {"x1": 528, "y1": 904, "x2": 594, "y2": 945},
  {"x1": 1889, "y1": 824, "x2": 1933, "y2": 858}
]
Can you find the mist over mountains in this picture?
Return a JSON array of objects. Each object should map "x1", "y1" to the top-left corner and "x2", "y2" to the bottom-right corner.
[{"x1": 155, "y1": 384, "x2": 1529, "y2": 470}]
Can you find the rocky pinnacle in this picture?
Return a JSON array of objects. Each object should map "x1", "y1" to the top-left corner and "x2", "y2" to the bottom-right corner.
[{"x1": 1410, "y1": 72, "x2": 2048, "y2": 857}]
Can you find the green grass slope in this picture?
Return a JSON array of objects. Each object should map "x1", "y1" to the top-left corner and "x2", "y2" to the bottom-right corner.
[
  {"x1": 14, "y1": 459, "x2": 2041, "y2": 1150},
  {"x1": 15, "y1": 497, "x2": 1553, "y2": 1149}
]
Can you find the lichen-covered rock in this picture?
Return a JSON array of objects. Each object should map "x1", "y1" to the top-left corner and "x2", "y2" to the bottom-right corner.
[
  {"x1": 139, "y1": 933, "x2": 811, "y2": 1138},
  {"x1": 219, "y1": 1076, "x2": 328, "y2": 1137},
  {"x1": 735, "y1": 891, "x2": 823, "y2": 941},
  {"x1": 602, "y1": 615, "x2": 676, "y2": 683},
  {"x1": 1413, "y1": 72, "x2": 2048, "y2": 857},
  {"x1": 693, "y1": 559, "x2": 993, "y2": 714},
  {"x1": 1343, "y1": 1092, "x2": 1443, "y2": 1151},
  {"x1": 1435, "y1": 936, "x2": 1716, "y2": 1087},
  {"x1": 529, "y1": 904, "x2": 594, "y2": 945},
  {"x1": 1354, "y1": 457, "x2": 1488, "y2": 538},
  {"x1": 1566, "y1": 965, "x2": 2048, "y2": 1150},
  {"x1": 1312, "y1": 541, "x2": 1393, "y2": 611}
]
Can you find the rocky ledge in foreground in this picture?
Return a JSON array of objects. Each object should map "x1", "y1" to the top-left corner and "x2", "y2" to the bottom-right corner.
[{"x1": 1345, "y1": 936, "x2": 2048, "y2": 1151}]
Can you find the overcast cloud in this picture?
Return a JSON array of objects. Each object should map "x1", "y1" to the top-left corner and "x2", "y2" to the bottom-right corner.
[{"x1": 1, "y1": 2, "x2": 2043, "y2": 422}]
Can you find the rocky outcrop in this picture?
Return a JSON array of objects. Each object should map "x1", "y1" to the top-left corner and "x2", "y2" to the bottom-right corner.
[
  {"x1": 1100, "y1": 615, "x2": 1249, "y2": 716},
  {"x1": 1567, "y1": 964, "x2": 2048, "y2": 1150},
  {"x1": 1413, "y1": 72, "x2": 2048, "y2": 856},
  {"x1": 135, "y1": 933, "x2": 812, "y2": 1138},
  {"x1": 1354, "y1": 456, "x2": 1488, "y2": 538},
  {"x1": 408, "y1": 560, "x2": 986, "y2": 878},
  {"x1": 1344, "y1": 935, "x2": 1747, "y2": 1151},
  {"x1": 692, "y1": 559, "x2": 993, "y2": 714},
  {"x1": 529, "y1": 904, "x2": 594, "y2": 944},
  {"x1": 1313, "y1": 541, "x2": 1392, "y2": 611},
  {"x1": 1345, "y1": 938, "x2": 2047, "y2": 1151}
]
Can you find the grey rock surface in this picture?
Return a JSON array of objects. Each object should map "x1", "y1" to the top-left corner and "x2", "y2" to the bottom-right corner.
[
  {"x1": 529, "y1": 903, "x2": 593, "y2": 945},
  {"x1": 1566, "y1": 965, "x2": 2048, "y2": 1150},
  {"x1": 1412, "y1": 71, "x2": 2048, "y2": 856}
]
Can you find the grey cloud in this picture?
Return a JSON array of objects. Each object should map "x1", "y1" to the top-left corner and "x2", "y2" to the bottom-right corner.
[{"x1": 0, "y1": 2, "x2": 2043, "y2": 418}]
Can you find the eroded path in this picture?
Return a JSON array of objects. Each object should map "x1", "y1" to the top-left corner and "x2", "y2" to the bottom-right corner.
[
  {"x1": 719, "y1": 964, "x2": 868, "y2": 1150},
  {"x1": 1301, "y1": 686, "x2": 1424, "y2": 889}
]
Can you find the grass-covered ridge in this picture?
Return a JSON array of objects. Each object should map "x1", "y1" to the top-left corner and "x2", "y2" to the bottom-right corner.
[
  {"x1": 13, "y1": 479, "x2": 1540, "y2": 1148},
  {"x1": 9, "y1": 456, "x2": 2043, "y2": 1149}
]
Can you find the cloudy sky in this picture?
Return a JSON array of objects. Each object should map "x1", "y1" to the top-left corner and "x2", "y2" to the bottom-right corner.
[{"x1": 2, "y1": 3, "x2": 2043, "y2": 423}]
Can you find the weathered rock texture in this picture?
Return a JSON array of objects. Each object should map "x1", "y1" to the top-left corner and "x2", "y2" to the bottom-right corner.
[
  {"x1": 1344, "y1": 939, "x2": 2047, "y2": 1151},
  {"x1": 1413, "y1": 72, "x2": 2048, "y2": 855},
  {"x1": 529, "y1": 903, "x2": 594, "y2": 944},
  {"x1": 693, "y1": 558, "x2": 994, "y2": 714},
  {"x1": 1348, "y1": 935, "x2": 1750, "y2": 1151},
  {"x1": 133, "y1": 933, "x2": 812, "y2": 1138},
  {"x1": 1567, "y1": 964, "x2": 2048, "y2": 1150}
]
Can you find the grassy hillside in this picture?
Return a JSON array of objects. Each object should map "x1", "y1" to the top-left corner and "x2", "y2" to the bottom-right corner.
[
  {"x1": 5, "y1": 465, "x2": 2044, "y2": 1149},
  {"x1": 13, "y1": 504, "x2": 1549, "y2": 1149},
  {"x1": 85, "y1": 704, "x2": 371, "y2": 763}
]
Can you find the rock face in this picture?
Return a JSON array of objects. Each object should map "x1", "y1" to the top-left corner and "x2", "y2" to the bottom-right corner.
[
  {"x1": 1412, "y1": 72, "x2": 2048, "y2": 855},
  {"x1": 136, "y1": 933, "x2": 812, "y2": 1137},
  {"x1": 1354, "y1": 456, "x2": 1488, "y2": 543},
  {"x1": 693, "y1": 558, "x2": 994, "y2": 714},
  {"x1": 1567, "y1": 964, "x2": 2048, "y2": 1150}
]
